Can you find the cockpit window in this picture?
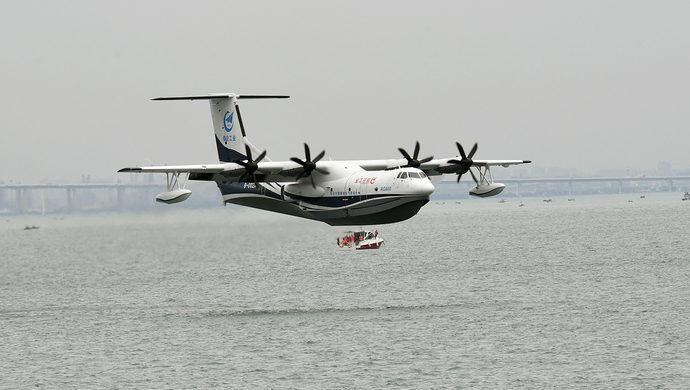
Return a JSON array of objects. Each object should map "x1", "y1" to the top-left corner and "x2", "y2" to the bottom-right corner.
[
  {"x1": 409, "y1": 172, "x2": 420, "y2": 178},
  {"x1": 400, "y1": 172, "x2": 408, "y2": 179},
  {"x1": 419, "y1": 172, "x2": 427, "y2": 178}
]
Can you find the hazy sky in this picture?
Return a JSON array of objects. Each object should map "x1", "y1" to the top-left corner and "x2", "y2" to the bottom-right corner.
[{"x1": 2, "y1": 1, "x2": 689, "y2": 183}]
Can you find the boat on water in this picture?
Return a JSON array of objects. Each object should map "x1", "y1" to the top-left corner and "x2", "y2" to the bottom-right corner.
[
  {"x1": 498, "y1": 197, "x2": 508, "y2": 203},
  {"x1": 24, "y1": 225, "x2": 39, "y2": 230},
  {"x1": 338, "y1": 229, "x2": 384, "y2": 250},
  {"x1": 683, "y1": 192, "x2": 690, "y2": 201}
]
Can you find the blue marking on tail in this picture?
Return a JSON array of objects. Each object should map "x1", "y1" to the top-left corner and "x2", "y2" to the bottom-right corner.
[{"x1": 224, "y1": 111, "x2": 234, "y2": 132}]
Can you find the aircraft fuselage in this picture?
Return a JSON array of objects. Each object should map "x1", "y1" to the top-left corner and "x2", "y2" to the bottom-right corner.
[{"x1": 218, "y1": 166, "x2": 434, "y2": 226}]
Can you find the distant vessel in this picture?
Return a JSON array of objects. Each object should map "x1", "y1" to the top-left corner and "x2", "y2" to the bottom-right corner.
[
  {"x1": 543, "y1": 199, "x2": 554, "y2": 203},
  {"x1": 640, "y1": 195, "x2": 646, "y2": 199},
  {"x1": 568, "y1": 198, "x2": 575, "y2": 201},
  {"x1": 519, "y1": 201, "x2": 524, "y2": 207},
  {"x1": 338, "y1": 229, "x2": 384, "y2": 250},
  {"x1": 498, "y1": 197, "x2": 508, "y2": 203},
  {"x1": 683, "y1": 192, "x2": 690, "y2": 201},
  {"x1": 24, "y1": 225, "x2": 39, "y2": 230}
]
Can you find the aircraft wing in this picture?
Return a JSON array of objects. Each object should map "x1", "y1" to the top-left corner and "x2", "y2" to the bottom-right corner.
[
  {"x1": 118, "y1": 161, "x2": 318, "y2": 182},
  {"x1": 352, "y1": 158, "x2": 530, "y2": 175},
  {"x1": 469, "y1": 159, "x2": 531, "y2": 167},
  {"x1": 119, "y1": 158, "x2": 530, "y2": 182},
  {"x1": 118, "y1": 164, "x2": 228, "y2": 174}
]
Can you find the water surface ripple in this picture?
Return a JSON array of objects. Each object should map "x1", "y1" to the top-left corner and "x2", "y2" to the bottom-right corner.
[{"x1": 1, "y1": 194, "x2": 689, "y2": 388}]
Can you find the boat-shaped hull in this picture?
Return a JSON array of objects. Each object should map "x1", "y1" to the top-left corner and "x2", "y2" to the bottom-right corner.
[
  {"x1": 356, "y1": 240, "x2": 384, "y2": 250},
  {"x1": 338, "y1": 237, "x2": 385, "y2": 250}
]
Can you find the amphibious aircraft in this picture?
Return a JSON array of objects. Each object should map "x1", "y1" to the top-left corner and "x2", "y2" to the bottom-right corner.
[{"x1": 119, "y1": 94, "x2": 530, "y2": 226}]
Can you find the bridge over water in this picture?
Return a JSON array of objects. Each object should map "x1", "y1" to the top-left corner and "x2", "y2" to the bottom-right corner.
[
  {"x1": 0, "y1": 183, "x2": 164, "y2": 214},
  {"x1": 495, "y1": 175, "x2": 690, "y2": 196},
  {"x1": 439, "y1": 175, "x2": 690, "y2": 198},
  {"x1": 3, "y1": 176, "x2": 690, "y2": 214}
]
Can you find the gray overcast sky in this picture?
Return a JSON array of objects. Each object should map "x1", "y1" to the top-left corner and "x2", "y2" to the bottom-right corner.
[{"x1": 1, "y1": 1, "x2": 689, "y2": 183}]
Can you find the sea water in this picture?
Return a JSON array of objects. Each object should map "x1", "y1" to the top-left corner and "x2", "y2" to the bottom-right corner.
[{"x1": 1, "y1": 193, "x2": 689, "y2": 388}]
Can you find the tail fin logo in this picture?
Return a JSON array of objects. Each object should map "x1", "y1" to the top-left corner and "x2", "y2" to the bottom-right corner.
[{"x1": 223, "y1": 111, "x2": 235, "y2": 132}]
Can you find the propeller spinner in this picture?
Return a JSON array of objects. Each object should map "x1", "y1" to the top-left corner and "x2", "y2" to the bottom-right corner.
[
  {"x1": 290, "y1": 143, "x2": 329, "y2": 188},
  {"x1": 231, "y1": 144, "x2": 267, "y2": 188},
  {"x1": 448, "y1": 142, "x2": 479, "y2": 184},
  {"x1": 398, "y1": 141, "x2": 433, "y2": 169}
]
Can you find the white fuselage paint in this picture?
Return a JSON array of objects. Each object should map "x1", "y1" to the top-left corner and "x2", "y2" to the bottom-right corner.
[
  {"x1": 221, "y1": 165, "x2": 435, "y2": 225},
  {"x1": 284, "y1": 164, "x2": 435, "y2": 202}
]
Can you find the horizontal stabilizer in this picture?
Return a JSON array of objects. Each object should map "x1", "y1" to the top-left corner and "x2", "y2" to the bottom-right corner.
[{"x1": 152, "y1": 94, "x2": 289, "y2": 101}]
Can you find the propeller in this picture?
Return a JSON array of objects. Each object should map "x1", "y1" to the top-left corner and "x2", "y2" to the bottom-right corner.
[
  {"x1": 448, "y1": 142, "x2": 479, "y2": 184},
  {"x1": 290, "y1": 143, "x2": 329, "y2": 188},
  {"x1": 398, "y1": 141, "x2": 433, "y2": 168},
  {"x1": 231, "y1": 144, "x2": 267, "y2": 188}
]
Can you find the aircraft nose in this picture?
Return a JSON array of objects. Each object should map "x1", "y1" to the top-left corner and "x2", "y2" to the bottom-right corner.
[{"x1": 421, "y1": 179, "x2": 435, "y2": 195}]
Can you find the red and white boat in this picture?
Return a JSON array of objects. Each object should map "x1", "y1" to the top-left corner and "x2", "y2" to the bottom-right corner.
[{"x1": 337, "y1": 229, "x2": 384, "y2": 250}]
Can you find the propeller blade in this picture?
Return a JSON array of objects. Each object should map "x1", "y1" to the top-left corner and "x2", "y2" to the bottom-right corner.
[
  {"x1": 290, "y1": 157, "x2": 306, "y2": 166},
  {"x1": 231, "y1": 146, "x2": 268, "y2": 182},
  {"x1": 255, "y1": 150, "x2": 267, "y2": 163},
  {"x1": 292, "y1": 143, "x2": 327, "y2": 183},
  {"x1": 310, "y1": 175, "x2": 316, "y2": 189},
  {"x1": 304, "y1": 143, "x2": 311, "y2": 162},
  {"x1": 419, "y1": 156, "x2": 434, "y2": 164},
  {"x1": 449, "y1": 142, "x2": 480, "y2": 183},
  {"x1": 232, "y1": 159, "x2": 248, "y2": 168},
  {"x1": 469, "y1": 169, "x2": 479, "y2": 185},
  {"x1": 456, "y1": 142, "x2": 466, "y2": 160},
  {"x1": 313, "y1": 150, "x2": 325, "y2": 163},
  {"x1": 398, "y1": 148, "x2": 412, "y2": 162},
  {"x1": 398, "y1": 141, "x2": 432, "y2": 169},
  {"x1": 468, "y1": 142, "x2": 478, "y2": 159}
]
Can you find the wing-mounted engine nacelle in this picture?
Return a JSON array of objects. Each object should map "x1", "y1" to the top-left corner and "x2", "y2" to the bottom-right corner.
[
  {"x1": 469, "y1": 183, "x2": 505, "y2": 198},
  {"x1": 156, "y1": 189, "x2": 192, "y2": 204}
]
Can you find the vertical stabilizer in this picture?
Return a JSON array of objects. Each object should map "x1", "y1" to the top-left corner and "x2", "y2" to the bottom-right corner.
[
  {"x1": 152, "y1": 93, "x2": 289, "y2": 163},
  {"x1": 209, "y1": 96, "x2": 246, "y2": 162}
]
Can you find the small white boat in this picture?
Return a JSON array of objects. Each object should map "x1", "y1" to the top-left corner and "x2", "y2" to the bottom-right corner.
[{"x1": 338, "y1": 229, "x2": 384, "y2": 250}]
